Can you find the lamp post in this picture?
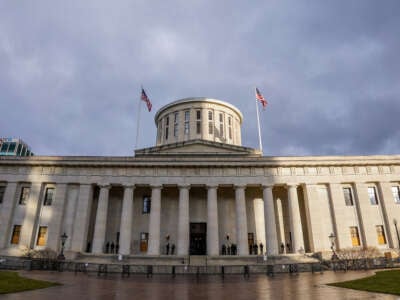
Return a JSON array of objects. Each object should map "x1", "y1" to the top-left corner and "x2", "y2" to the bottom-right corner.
[
  {"x1": 394, "y1": 219, "x2": 400, "y2": 251},
  {"x1": 58, "y1": 232, "x2": 68, "y2": 260},
  {"x1": 329, "y1": 232, "x2": 337, "y2": 260}
]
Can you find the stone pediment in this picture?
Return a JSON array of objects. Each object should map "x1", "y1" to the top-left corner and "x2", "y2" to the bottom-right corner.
[{"x1": 134, "y1": 139, "x2": 261, "y2": 157}]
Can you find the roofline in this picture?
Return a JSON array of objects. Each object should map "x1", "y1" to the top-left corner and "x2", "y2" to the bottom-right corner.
[{"x1": 154, "y1": 97, "x2": 243, "y2": 125}]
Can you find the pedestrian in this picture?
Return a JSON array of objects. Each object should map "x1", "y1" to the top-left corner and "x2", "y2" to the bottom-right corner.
[{"x1": 110, "y1": 242, "x2": 115, "y2": 254}]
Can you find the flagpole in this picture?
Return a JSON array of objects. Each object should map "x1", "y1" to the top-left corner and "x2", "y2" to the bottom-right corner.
[
  {"x1": 134, "y1": 87, "x2": 143, "y2": 151},
  {"x1": 255, "y1": 87, "x2": 263, "y2": 154}
]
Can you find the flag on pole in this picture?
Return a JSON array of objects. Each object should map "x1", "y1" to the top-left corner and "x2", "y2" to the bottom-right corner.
[
  {"x1": 255, "y1": 87, "x2": 268, "y2": 109},
  {"x1": 141, "y1": 88, "x2": 152, "y2": 112}
]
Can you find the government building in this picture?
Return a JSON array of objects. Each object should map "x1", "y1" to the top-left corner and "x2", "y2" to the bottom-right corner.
[{"x1": 0, "y1": 97, "x2": 400, "y2": 260}]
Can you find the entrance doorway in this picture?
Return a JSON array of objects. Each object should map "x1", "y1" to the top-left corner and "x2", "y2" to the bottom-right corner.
[{"x1": 190, "y1": 222, "x2": 207, "y2": 255}]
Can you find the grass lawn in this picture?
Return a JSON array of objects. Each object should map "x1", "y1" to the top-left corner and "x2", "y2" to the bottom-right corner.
[
  {"x1": 0, "y1": 271, "x2": 59, "y2": 294},
  {"x1": 329, "y1": 269, "x2": 400, "y2": 296}
]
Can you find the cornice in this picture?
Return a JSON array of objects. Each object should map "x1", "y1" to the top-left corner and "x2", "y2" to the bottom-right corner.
[{"x1": 1, "y1": 154, "x2": 400, "y2": 168}]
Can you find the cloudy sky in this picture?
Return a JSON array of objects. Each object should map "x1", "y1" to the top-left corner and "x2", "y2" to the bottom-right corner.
[{"x1": 1, "y1": 1, "x2": 399, "y2": 157}]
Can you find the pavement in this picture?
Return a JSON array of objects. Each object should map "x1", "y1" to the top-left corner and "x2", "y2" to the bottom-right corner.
[{"x1": 1, "y1": 269, "x2": 398, "y2": 300}]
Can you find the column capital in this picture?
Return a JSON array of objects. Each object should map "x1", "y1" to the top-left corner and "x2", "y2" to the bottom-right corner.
[
  {"x1": 123, "y1": 184, "x2": 135, "y2": 190},
  {"x1": 150, "y1": 184, "x2": 163, "y2": 190},
  {"x1": 262, "y1": 184, "x2": 273, "y2": 189},
  {"x1": 98, "y1": 184, "x2": 111, "y2": 190},
  {"x1": 286, "y1": 183, "x2": 299, "y2": 189},
  {"x1": 4, "y1": 181, "x2": 18, "y2": 185},
  {"x1": 178, "y1": 184, "x2": 191, "y2": 190},
  {"x1": 377, "y1": 181, "x2": 390, "y2": 185},
  {"x1": 234, "y1": 184, "x2": 246, "y2": 190},
  {"x1": 206, "y1": 184, "x2": 218, "y2": 189}
]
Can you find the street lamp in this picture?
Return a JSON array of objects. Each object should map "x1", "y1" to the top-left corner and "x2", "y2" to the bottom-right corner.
[
  {"x1": 328, "y1": 232, "x2": 337, "y2": 260},
  {"x1": 57, "y1": 232, "x2": 68, "y2": 260},
  {"x1": 394, "y1": 219, "x2": 400, "y2": 251}
]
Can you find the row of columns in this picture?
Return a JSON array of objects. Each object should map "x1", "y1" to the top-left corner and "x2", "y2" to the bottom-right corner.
[
  {"x1": 0, "y1": 180, "x2": 303, "y2": 256},
  {"x1": 88, "y1": 184, "x2": 297, "y2": 256}
]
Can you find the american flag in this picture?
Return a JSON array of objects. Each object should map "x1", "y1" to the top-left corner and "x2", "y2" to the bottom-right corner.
[
  {"x1": 255, "y1": 87, "x2": 268, "y2": 109},
  {"x1": 141, "y1": 88, "x2": 152, "y2": 112}
]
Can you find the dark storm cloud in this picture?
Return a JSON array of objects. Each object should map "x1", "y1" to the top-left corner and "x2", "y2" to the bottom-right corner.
[{"x1": 0, "y1": 1, "x2": 399, "y2": 156}]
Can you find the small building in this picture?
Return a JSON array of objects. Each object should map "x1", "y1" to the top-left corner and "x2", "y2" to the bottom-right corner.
[{"x1": 0, "y1": 138, "x2": 33, "y2": 157}]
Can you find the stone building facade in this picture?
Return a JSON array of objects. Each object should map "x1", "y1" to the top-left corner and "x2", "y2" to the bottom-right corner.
[{"x1": 0, "y1": 98, "x2": 400, "y2": 258}]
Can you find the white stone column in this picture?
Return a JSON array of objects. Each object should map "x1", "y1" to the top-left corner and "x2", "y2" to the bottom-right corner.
[
  {"x1": 148, "y1": 185, "x2": 162, "y2": 255},
  {"x1": 71, "y1": 184, "x2": 93, "y2": 252},
  {"x1": 20, "y1": 182, "x2": 42, "y2": 248},
  {"x1": 46, "y1": 183, "x2": 68, "y2": 251},
  {"x1": 119, "y1": 185, "x2": 135, "y2": 255},
  {"x1": 287, "y1": 184, "x2": 304, "y2": 253},
  {"x1": 207, "y1": 185, "x2": 219, "y2": 256},
  {"x1": 263, "y1": 185, "x2": 279, "y2": 255},
  {"x1": 177, "y1": 185, "x2": 190, "y2": 255},
  {"x1": 0, "y1": 182, "x2": 18, "y2": 249},
  {"x1": 92, "y1": 185, "x2": 111, "y2": 254},
  {"x1": 235, "y1": 185, "x2": 248, "y2": 255}
]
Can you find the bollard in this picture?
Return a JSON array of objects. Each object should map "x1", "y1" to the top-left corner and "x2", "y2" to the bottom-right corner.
[
  {"x1": 221, "y1": 266, "x2": 225, "y2": 279},
  {"x1": 243, "y1": 265, "x2": 250, "y2": 279},
  {"x1": 98, "y1": 264, "x2": 108, "y2": 276},
  {"x1": 171, "y1": 266, "x2": 176, "y2": 278},
  {"x1": 289, "y1": 264, "x2": 298, "y2": 275},
  {"x1": 122, "y1": 265, "x2": 130, "y2": 277},
  {"x1": 147, "y1": 265, "x2": 153, "y2": 278},
  {"x1": 266, "y1": 265, "x2": 274, "y2": 277}
]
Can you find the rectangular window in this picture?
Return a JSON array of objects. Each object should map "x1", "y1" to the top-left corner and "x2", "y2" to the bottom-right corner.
[
  {"x1": 368, "y1": 187, "x2": 378, "y2": 205},
  {"x1": 0, "y1": 186, "x2": 5, "y2": 204},
  {"x1": 140, "y1": 232, "x2": 149, "y2": 252},
  {"x1": 208, "y1": 111, "x2": 214, "y2": 135},
  {"x1": 228, "y1": 116, "x2": 232, "y2": 140},
  {"x1": 184, "y1": 110, "x2": 190, "y2": 135},
  {"x1": 196, "y1": 110, "x2": 201, "y2": 134},
  {"x1": 43, "y1": 187, "x2": 54, "y2": 206},
  {"x1": 174, "y1": 112, "x2": 179, "y2": 137},
  {"x1": 16, "y1": 143, "x2": 22, "y2": 156},
  {"x1": 0, "y1": 142, "x2": 8, "y2": 152},
  {"x1": 376, "y1": 225, "x2": 387, "y2": 245},
  {"x1": 392, "y1": 186, "x2": 400, "y2": 204},
  {"x1": 143, "y1": 196, "x2": 151, "y2": 214},
  {"x1": 343, "y1": 187, "x2": 354, "y2": 206},
  {"x1": 19, "y1": 187, "x2": 30, "y2": 205},
  {"x1": 219, "y1": 113, "x2": 224, "y2": 137},
  {"x1": 208, "y1": 122, "x2": 213, "y2": 135},
  {"x1": 157, "y1": 123, "x2": 162, "y2": 143},
  {"x1": 36, "y1": 226, "x2": 48, "y2": 246},
  {"x1": 165, "y1": 116, "x2": 169, "y2": 140},
  {"x1": 8, "y1": 142, "x2": 16, "y2": 153},
  {"x1": 350, "y1": 226, "x2": 360, "y2": 246},
  {"x1": 196, "y1": 122, "x2": 201, "y2": 135},
  {"x1": 10, "y1": 225, "x2": 21, "y2": 244}
]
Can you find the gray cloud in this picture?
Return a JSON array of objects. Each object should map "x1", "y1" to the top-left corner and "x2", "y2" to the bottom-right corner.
[{"x1": 0, "y1": 1, "x2": 399, "y2": 156}]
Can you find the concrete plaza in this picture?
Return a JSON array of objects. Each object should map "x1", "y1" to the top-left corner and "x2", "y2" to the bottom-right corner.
[{"x1": 1, "y1": 270, "x2": 398, "y2": 299}]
